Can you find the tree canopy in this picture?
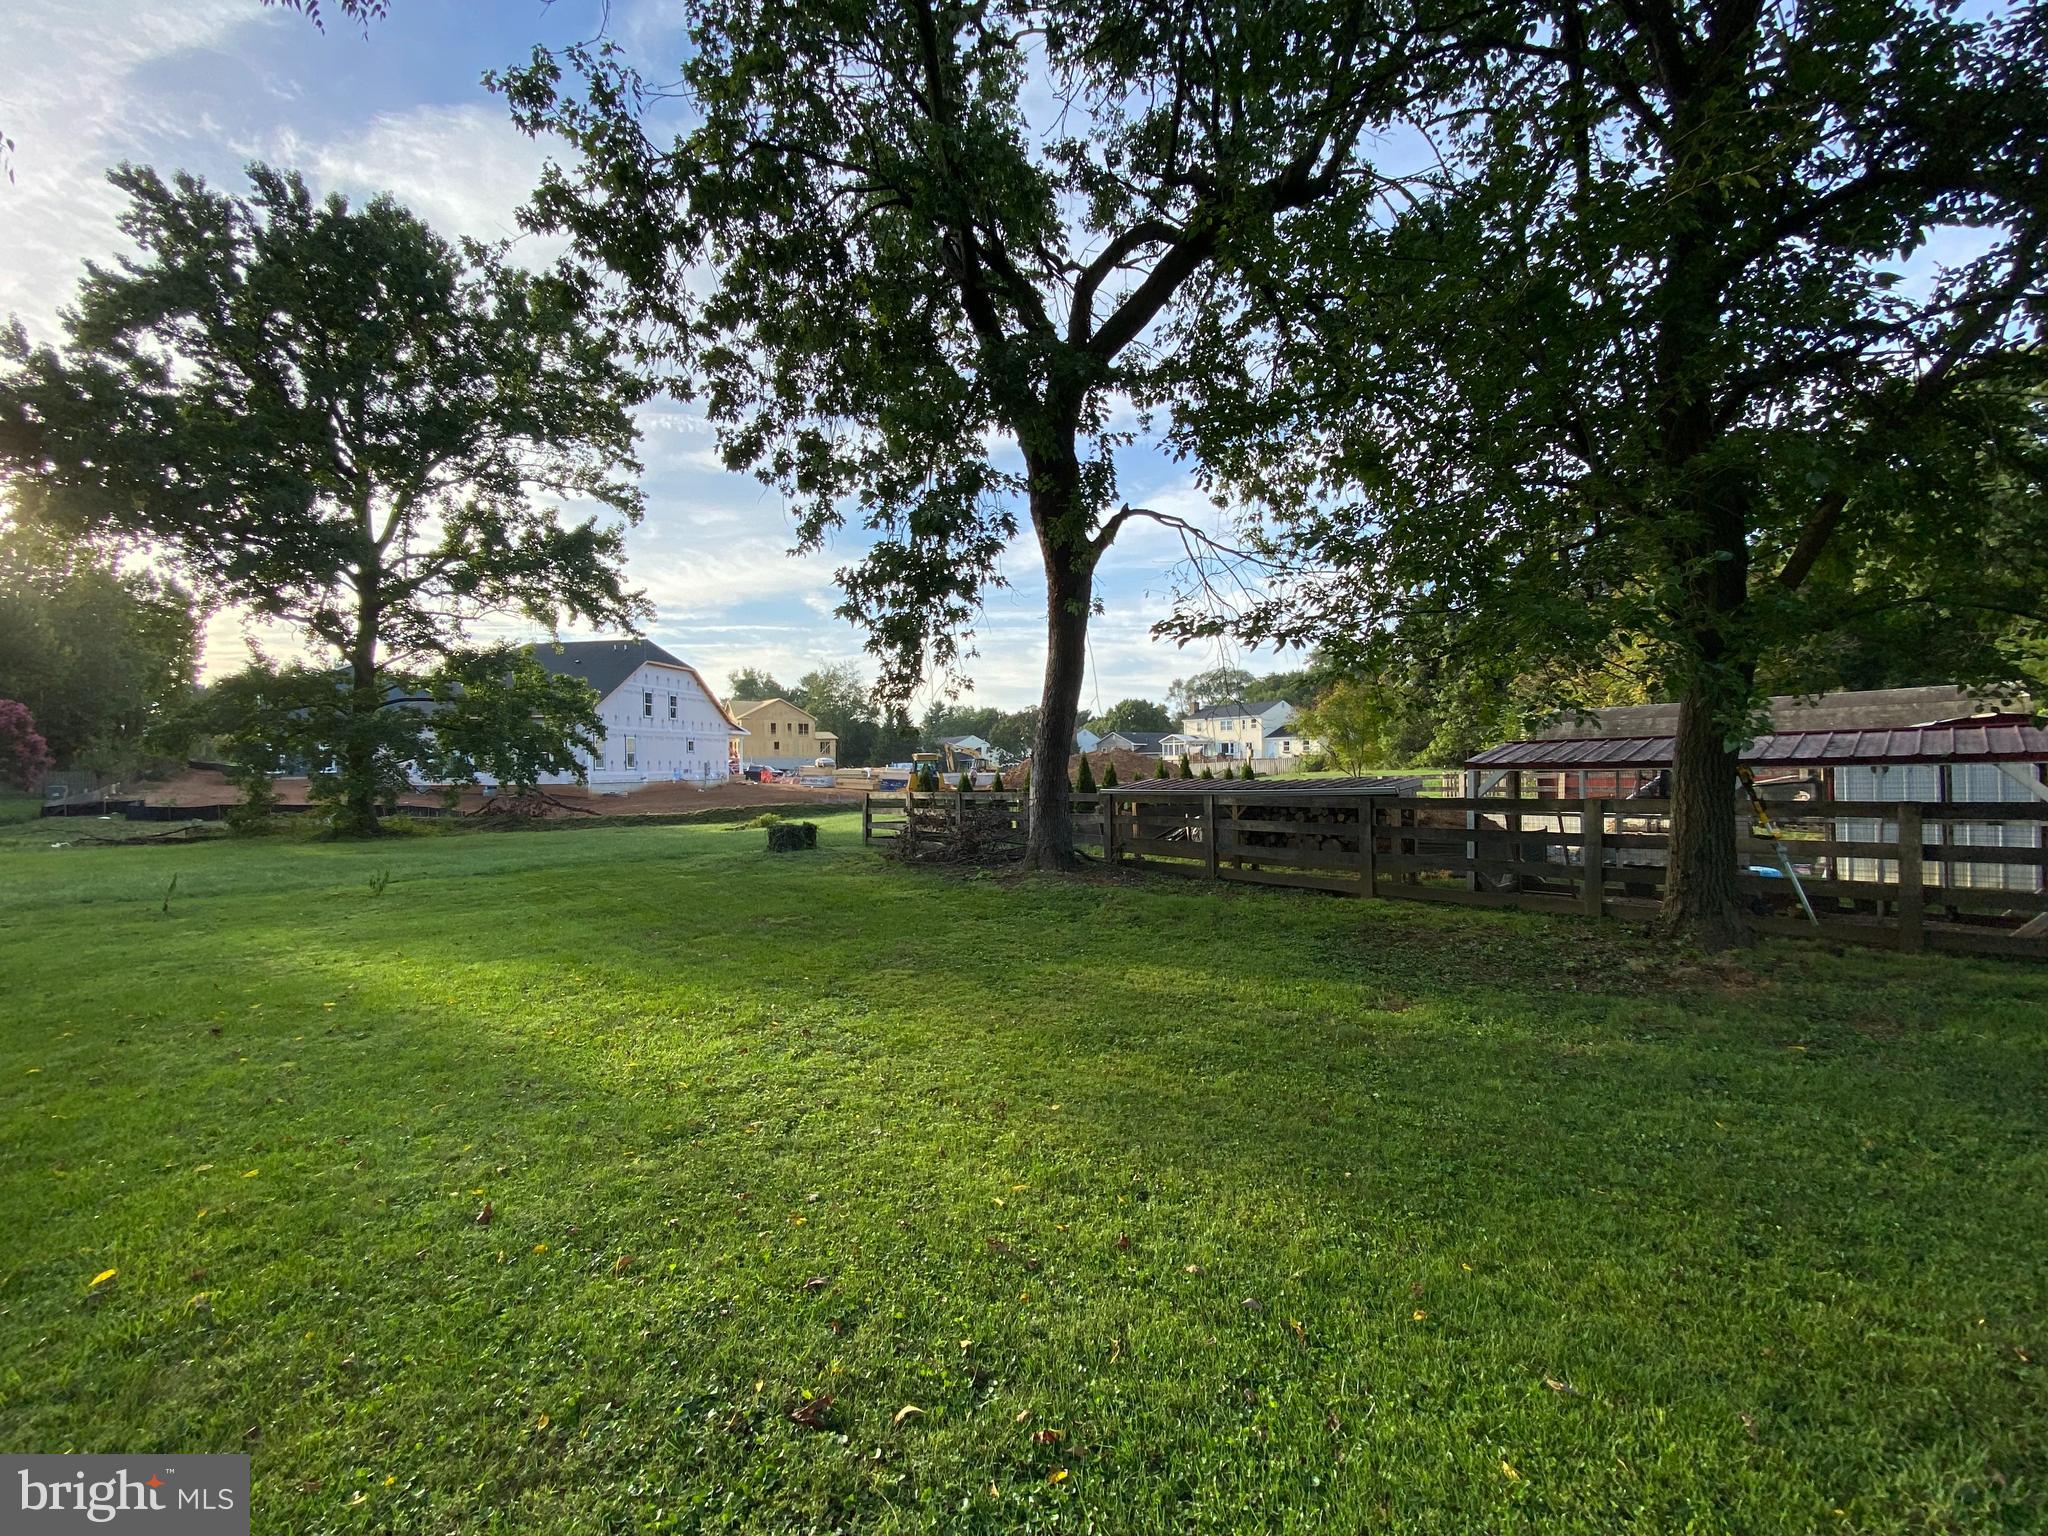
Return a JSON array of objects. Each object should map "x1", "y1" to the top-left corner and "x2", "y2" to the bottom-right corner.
[
  {"x1": 726, "y1": 668, "x2": 790, "y2": 703},
  {"x1": 1170, "y1": 0, "x2": 2048, "y2": 944},
  {"x1": 0, "y1": 500, "x2": 200, "y2": 776},
  {"x1": 0, "y1": 163, "x2": 648, "y2": 830},
  {"x1": 1088, "y1": 697, "x2": 1174, "y2": 735},
  {"x1": 496, "y1": 0, "x2": 1452, "y2": 865}
]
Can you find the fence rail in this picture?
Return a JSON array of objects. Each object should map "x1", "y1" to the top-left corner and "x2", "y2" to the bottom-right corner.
[{"x1": 865, "y1": 789, "x2": 2047, "y2": 958}]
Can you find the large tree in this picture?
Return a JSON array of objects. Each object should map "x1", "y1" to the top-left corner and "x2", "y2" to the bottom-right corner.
[
  {"x1": 727, "y1": 667, "x2": 791, "y2": 702},
  {"x1": 1172, "y1": 0, "x2": 2048, "y2": 945},
  {"x1": 496, "y1": 0, "x2": 1449, "y2": 867},
  {"x1": 0, "y1": 164, "x2": 649, "y2": 833}
]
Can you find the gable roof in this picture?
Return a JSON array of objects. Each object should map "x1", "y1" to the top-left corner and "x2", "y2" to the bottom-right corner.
[
  {"x1": 1185, "y1": 698, "x2": 1289, "y2": 721},
  {"x1": 527, "y1": 640, "x2": 744, "y2": 731},
  {"x1": 1466, "y1": 722, "x2": 2048, "y2": 771},
  {"x1": 1100, "y1": 729, "x2": 1168, "y2": 748},
  {"x1": 729, "y1": 696, "x2": 813, "y2": 722}
]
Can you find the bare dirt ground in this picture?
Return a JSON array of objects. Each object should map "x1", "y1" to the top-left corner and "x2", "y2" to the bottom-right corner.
[{"x1": 138, "y1": 768, "x2": 862, "y2": 817}]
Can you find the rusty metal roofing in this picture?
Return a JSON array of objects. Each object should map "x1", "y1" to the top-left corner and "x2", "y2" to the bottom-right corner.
[
  {"x1": 1105, "y1": 775, "x2": 1423, "y2": 796},
  {"x1": 1465, "y1": 724, "x2": 2048, "y2": 771}
]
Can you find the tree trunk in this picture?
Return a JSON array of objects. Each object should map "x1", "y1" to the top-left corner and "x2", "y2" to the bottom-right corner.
[
  {"x1": 1023, "y1": 556, "x2": 1091, "y2": 870},
  {"x1": 1658, "y1": 677, "x2": 1751, "y2": 949},
  {"x1": 334, "y1": 563, "x2": 384, "y2": 838},
  {"x1": 1020, "y1": 433, "x2": 1094, "y2": 872}
]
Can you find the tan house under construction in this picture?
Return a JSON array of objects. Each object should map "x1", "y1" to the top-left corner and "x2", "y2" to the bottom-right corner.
[{"x1": 728, "y1": 697, "x2": 838, "y2": 770}]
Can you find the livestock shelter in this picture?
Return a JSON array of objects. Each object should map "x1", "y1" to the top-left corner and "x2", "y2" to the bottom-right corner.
[
  {"x1": 1465, "y1": 713, "x2": 2047, "y2": 895},
  {"x1": 1454, "y1": 688, "x2": 2046, "y2": 952}
]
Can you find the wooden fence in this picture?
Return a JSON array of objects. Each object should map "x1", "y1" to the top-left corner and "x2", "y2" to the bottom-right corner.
[
  {"x1": 865, "y1": 788, "x2": 2048, "y2": 958},
  {"x1": 863, "y1": 789, "x2": 1107, "y2": 858}
]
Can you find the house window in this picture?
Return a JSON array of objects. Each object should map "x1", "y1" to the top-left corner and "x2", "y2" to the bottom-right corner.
[
  {"x1": 643, "y1": 690, "x2": 653, "y2": 718},
  {"x1": 687, "y1": 739, "x2": 695, "y2": 753},
  {"x1": 799, "y1": 722, "x2": 809, "y2": 735},
  {"x1": 669, "y1": 694, "x2": 678, "y2": 720},
  {"x1": 625, "y1": 736, "x2": 637, "y2": 769}
]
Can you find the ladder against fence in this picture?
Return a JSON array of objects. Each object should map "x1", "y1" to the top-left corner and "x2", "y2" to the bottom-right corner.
[{"x1": 863, "y1": 787, "x2": 2048, "y2": 958}]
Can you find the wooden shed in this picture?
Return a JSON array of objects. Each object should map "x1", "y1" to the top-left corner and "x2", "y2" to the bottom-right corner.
[{"x1": 1463, "y1": 708, "x2": 2048, "y2": 895}]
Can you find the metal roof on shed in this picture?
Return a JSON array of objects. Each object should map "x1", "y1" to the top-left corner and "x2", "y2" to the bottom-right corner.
[
  {"x1": 1105, "y1": 775, "x2": 1423, "y2": 796},
  {"x1": 1466, "y1": 724, "x2": 2048, "y2": 771}
]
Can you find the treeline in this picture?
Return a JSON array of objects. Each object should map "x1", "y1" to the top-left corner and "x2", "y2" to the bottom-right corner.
[{"x1": 0, "y1": 507, "x2": 201, "y2": 784}]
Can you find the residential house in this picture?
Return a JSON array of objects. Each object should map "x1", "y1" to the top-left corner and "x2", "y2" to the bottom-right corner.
[
  {"x1": 1179, "y1": 699, "x2": 1300, "y2": 761},
  {"x1": 1095, "y1": 729, "x2": 1167, "y2": 756},
  {"x1": 527, "y1": 640, "x2": 746, "y2": 791},
  {"x1": 729, "y1": 697, "x2": 839, "y2": 770}
]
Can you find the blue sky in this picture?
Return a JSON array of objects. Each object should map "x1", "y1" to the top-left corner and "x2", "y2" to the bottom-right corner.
[{"x1": 0, "y1": 0, "x2": 1277, "y2": 712}]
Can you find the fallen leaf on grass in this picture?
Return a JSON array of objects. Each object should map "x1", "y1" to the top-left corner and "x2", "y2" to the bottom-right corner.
[
  {"x1": 1032, "y1": 1428, "x2": 1063, "y2": 1445},
  {"x1": 1500, "y1": 1459, "x2": 1519, "y2": 1481},
  {"x1": 789, "y1": 1393, "x2": 833, "y2": 1430},
  {"x1": 802, "y1": 1275, "x2": 830, "y2": 1292},
  {"x1": 612, "y1": 1254, "x2": 633, "y2": 1274},
  {"x1": 891, "y1": 1405, "x2": 923, "y2": 1427},
  {"x1": 1411, "y1": 1310, "x2": 1427, "y2": 1321},
  {"x1": 1047, "y1": 1467, "x2": 1069, "y2": 1485},
  {"x1": 89, "y1": 1268, "x2": 117, "y2": 1289},
  {"x1": 1114, "y1": 1233, "x2": 1129, "y2": 1252},
  {"x1": 474, "y1": 1202, "x2": 493, "y2": 1226}
]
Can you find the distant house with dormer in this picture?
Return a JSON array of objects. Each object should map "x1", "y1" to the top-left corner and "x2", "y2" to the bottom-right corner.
[{"x1": 1179, "y1": 699, "x2": 1300, "y2": 761}]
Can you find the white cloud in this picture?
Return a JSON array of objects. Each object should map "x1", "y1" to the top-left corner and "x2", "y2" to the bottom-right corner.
[
  {"x1": 261, "y1": 102, "x2": 559, "y2": 258},
  {"x1": 0, "y1": 0, "x2": 269, "y2": 338}
]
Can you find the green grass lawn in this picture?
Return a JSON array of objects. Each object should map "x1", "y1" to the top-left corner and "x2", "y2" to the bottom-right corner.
[{"x1": 1, "y1": 815, "x2": 2043, "y2": 1533}]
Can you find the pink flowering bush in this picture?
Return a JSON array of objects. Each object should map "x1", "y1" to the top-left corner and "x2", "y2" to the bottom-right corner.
[{"x1": 0, "y1": 700, "x2": 53, "y2": 791}]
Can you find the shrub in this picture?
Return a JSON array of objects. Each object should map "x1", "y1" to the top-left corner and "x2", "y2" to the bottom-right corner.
[
  {"x1": 1240, "y1": 762, "x2": 1256, "y2": 780},
  {"x1": 957, "y1": 772, "x2": 973, "y2": 791},
  {"x1": 1178, "y1": 757, "x2": 1196, "y2": 780},
  {"x1": 1199, "y1": 765, "x2": 1214, "y2": 780},
  {"x1": 1076, "y1": 754, "x2": 1097, "y2": 793},
  {"x1": 765, "y1": 821, "x2": 819, "y2": 852},
  {"x1": 1301, "y1": 751, "x2": 1330, "y2": 772},
  {"x1": 0, "y1": 700, "x2": 53, "y2": 791},
  {"x1": 1100, "y1": 761, "x2": 1119, "y2": 788},
  {"x1": 989, "y1": 770, "x2": 1005, "y2": 791},
  {"x1": 223, "y1": 762, "x2": 281, "y2": 836}
]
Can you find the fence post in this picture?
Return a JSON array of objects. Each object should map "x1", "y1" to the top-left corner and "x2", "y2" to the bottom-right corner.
[
  {"x1": 1202, "y1": 793, "x2": 1219, "y2": 881},
  {"x1": 1103, "y1": 793, "x2": 1120, "y2": 866},
  {"x1": 1580, "y1": 798, "x2": 1604, "y2": 918},
  {"x1": 1896, "y1": 804, "x2": 1925, "y2": 953},
  {"x1": 1357, "y1": 803, "x2": 1377, "y2": 898},
  {"x1": 862, "y1": 793, "x2": 872, "y2": 844}
]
